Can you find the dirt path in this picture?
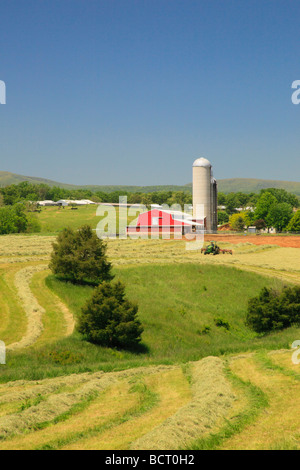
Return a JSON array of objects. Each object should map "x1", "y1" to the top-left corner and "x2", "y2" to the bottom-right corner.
[{"x1": 206, "y1": 234, "x2": 300, "y2": 248}]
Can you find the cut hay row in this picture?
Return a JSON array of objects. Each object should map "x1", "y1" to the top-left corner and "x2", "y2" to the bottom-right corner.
[
  {"x1": 30, "y1": 270, "x2": 75, "y2": 342},
  {"x1": 0, "y1": 358, "x2": 238, "y2": 450},
  {"x1": 0, "y1": 365, "x2": 177, "y2": 443},
  {"x1": 55, "y1": 294, "x2": 75, "y2": 337},
  {"x1": 0, "y1": 236, "x2": 54, "y2": 260},
  {"x1": 62, "y1": 368, "x2": 191, "y2": 450},
  {"x1": 0, "y1": 373, "x2": 118, "y2": 440},
  {"x1": 131, "y1": 357, "x2": 236, "y2": 450},
  {"x1": 222, "y1": 351, "x2": 300, "y2": 450},
  {"x1": 6, "y1": 265, "x2": 48, "y2": 351},
  {"x1": 0, "y1": 372, "x2": 94, "y2": 403},
  {"x1": 4, "y1": 264, "x2": 75, "y2": 351},
  {"x1": 1, "y1": 349, "x2": 298, "y2": 449}
]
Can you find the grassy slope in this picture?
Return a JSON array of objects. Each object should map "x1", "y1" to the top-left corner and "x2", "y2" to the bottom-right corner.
[
  {"x1": 2, "y1": 263, "x2": 299, "y2": 385},
  {"x1": 48, "y1": 264, "x2": 300, "y2": 361}
]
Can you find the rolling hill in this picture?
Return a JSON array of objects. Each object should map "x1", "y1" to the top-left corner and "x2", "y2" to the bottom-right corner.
[{"x1": 0, "y1": 171, "x2": 300, "y2": 195}]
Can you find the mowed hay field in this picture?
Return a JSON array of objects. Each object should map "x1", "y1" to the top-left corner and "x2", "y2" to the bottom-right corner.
[{"x1": 0, "y1": 219, "x2": 300, "y2": 449}]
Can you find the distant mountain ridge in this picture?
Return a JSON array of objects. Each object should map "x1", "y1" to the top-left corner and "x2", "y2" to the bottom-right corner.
[{"x1": 0, "y1": 171, "x2": 300, "y2": 195}]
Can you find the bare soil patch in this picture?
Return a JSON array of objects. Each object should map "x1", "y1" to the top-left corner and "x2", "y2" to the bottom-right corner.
[{"x1": 205, "y1": 234, "x2": 300, "y2": 248}]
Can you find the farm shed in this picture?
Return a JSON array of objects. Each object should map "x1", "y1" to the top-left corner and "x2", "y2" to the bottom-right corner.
[
  {"x1": 56, "y1": 199, "x2": 96, "y2": 206},
  {"x1": 37, "y1": 200, "x2": 57, "y2": 206}
]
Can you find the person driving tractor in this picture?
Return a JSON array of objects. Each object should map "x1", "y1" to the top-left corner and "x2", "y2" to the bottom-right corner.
[{"x1": 204, "y1": 241, "x2": 219, "y2": 255}]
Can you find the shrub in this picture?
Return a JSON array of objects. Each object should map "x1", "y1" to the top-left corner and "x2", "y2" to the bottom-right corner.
[
  {"x1": 214, "y1": 318, "x2": 230, "y2": 330},
  {"x1": 77, "y1": 280, "x2": 144, "y2": 349},
  {"x1": 246, "y1": 286, "x2": 300, "y2": 333},
  {"x1": 197, "y1": 325, "x2": 211, "y2": 335},
  {"x1": 49, "y1": 225, "x2": 113, "y2": 284}
]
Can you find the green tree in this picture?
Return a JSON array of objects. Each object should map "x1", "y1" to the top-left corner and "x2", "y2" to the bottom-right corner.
[
  {"x1": 229, "y1": 212, "x2": 251, "y2": 231},
  {"x1": 287, "y1": 211, "x2": 300, "y2": 232},
  {"x1": 77, "y1": 280, "x2": 143, "y2": 349},
  {"x1": 218, "y1": 211, "x2": 229, "y2": 225},
  {"x1": 267, "y1": 203, "x2": 293, "y2": 232},
  {"x1": 217, "y1": 192, "x2": 226, "y2": 206},
  {"x1": 49, "y1": 225, "x2": 113, "y2": 284},
  {"x1": 0, "y1": 204, "x2": 28, "y2": 234},
  {"x1": 253, "y1": 219, "x2": 267, "y2": 231},
  {"x1": 254, "y1": 191, "x2": 277, "y2": 223},
  {"x1": 260, "y1": 188, "x2": 299, "y2": 208},
  {"x1": 225, "y1": 193, "x2": 239, "y2": 215}
]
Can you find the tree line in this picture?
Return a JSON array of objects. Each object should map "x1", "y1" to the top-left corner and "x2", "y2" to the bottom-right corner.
[
  {"x1": 0, "y1": 181, "x2": 299, "y2": 234},
  {"x1": 0, "y1": 181, "x2": 193, "y2": 206},
  {"x1": 218, "y1": 188, "x2": 300, "y2": 232},
  {"x1": 1, "y1": 181, "x2": 299, "y2": 207}
]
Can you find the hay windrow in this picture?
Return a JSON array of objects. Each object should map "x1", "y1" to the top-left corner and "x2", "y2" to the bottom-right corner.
[
  {"x1": 131, "y1": 357, "x2": 236, "y2": 450},
  {"x1": 6, "y1": 266, "x2": 48, "y2": 351},
  {"x1": 0, "y1": 365, "x2": 177, "y2": 439},
  {"x1": 0, "y1": 375, "x2": 118, "y2": 439},
  {"x1": 0, "y1": 373, "x2": 95, "y2": 404}
]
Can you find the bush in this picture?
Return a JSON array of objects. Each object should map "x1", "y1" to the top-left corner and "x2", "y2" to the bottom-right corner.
[
  {"x1": 246, "y1": 286, "x2": 300, "y2": 333},
  {"x1": 197, "y1": 325, "x2": 211, "y2": 335},
  {"x1": 49, "y1": 225, "x2": 113, "y2": 284},
  {"x1": 77, "y1": 280, "x2": 144, "y2": 349},
  {"x1": 214, "y1": 318, "x2": 230, "y2": 330}
]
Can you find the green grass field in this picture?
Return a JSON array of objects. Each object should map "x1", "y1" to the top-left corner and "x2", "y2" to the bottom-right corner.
[
  {"x1": 0, "y1": 212, "x2": 300, "y2": 449},
  {"x1": 36, "y1": 205, "x2": 138, "y2": 234}
]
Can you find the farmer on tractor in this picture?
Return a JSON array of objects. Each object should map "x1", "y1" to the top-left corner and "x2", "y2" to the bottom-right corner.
[{"x1": 203, "y1": 241, "x2": 220, "y2": 255}]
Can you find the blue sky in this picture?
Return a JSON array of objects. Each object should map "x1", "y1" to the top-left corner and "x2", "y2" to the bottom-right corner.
[{"x1": 0, "y1": 0, "x2": 299, "y2": 186}]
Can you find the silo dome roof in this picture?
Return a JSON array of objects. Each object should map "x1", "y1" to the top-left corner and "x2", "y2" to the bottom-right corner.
[{"x1": 193, "y1": 157, "x2": 212, "y2": 168}]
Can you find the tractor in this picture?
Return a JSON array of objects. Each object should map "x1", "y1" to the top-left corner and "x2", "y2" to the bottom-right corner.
[
  {"x1": 201, "y1": 242, "x2": 233, "y2": 255},
  {"x1": 202, "y1": 241, "x2": 220, "y2": 255}
]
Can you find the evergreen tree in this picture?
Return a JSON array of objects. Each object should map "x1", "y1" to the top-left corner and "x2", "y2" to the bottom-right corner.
[
  {"x1": 50, "y1": 225, "x2": 113, "y2": 284},
  {"x1": 77, "y1": 280, "x2": 143, "y2": 349}
]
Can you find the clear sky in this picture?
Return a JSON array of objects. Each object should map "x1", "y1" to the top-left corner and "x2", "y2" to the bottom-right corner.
[{"x1": 0, "y1": 0, "x2": 299, "y2": 186}]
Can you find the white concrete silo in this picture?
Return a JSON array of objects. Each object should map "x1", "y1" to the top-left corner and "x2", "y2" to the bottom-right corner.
[{"x1": 192, "y1": 157, "x2": 212, "y2": 231}]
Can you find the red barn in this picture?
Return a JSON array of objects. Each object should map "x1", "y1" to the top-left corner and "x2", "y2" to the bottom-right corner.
[{"x1": 127, "y1": 208, "x2": 205, "y2": 237}]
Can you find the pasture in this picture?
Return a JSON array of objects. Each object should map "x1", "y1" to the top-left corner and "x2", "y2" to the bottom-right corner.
[{"x1": 0, "y1": 221, "x2": 300, "y2": 449}]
